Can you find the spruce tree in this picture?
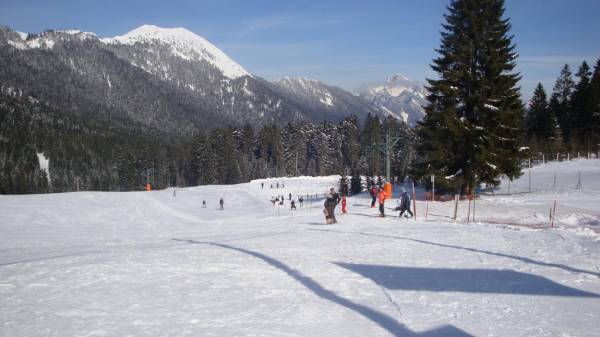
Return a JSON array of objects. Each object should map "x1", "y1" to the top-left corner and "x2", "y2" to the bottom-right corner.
[
  {"x1": 415, "y1": 0, "x2": 524, "y2": 193},
  {"x1": 589, "y1": 58, "x2": 600, "y2": 153},
  {"x1": 549, "y1": 64, "x2": 575, "y2": 147},
  {"x1": 571, "y1": 61, "x2": 594, "y2": 151},
  {"x1": 526, "y1": 83, "x2": 560, "y2": 156}
]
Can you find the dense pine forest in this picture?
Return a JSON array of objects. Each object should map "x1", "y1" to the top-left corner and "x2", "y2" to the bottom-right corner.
[{"x1": 524, "y1": 61, "x2": 600, "y2": 157}]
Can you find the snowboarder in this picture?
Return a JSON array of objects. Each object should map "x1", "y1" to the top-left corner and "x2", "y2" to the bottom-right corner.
[
  {"x1": 378, "y1": 188, "x2": 388, "y2": 217},
  {"x1": 398, "y1": 190, "x2": 414, "y2": 218},
  {"x1": 298, "y1": 196, "x2": 304, "y2": 207},
  {"x1": 370, "y1": 185, "x2": 378, "y2": 208},
  {"x1": 202, "y1": 200, "x2": 206, "y2": 208},
  {"x1": 219, "y1": 198, "x2": 224, "y2": 210},
  {"x1": 290, "y1": 200, "x2": 296, "y2": 210},
  {"x1": 341, "y1": 194, "x2": 347, "y2": 214}
]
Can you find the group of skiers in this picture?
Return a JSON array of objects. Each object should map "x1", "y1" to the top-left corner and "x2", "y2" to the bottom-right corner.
[
  {"x1": 199, "y1": 198, "x2": 224, "y2": 210},
  {"x1": 369, "y1": 185, "x2": 413, "y2": 218},
  {"x1": 203, "y1": 181, "x2": 412, "y2": 224},
  {"x1": 262, "y1": 182, "x2": 285, "y2": 189}
]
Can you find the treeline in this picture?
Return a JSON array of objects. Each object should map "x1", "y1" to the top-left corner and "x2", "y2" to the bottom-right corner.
[
  {"x1": 525, "y1": 59, "x2": 600, "y2": 155},
  {"x1": 181, "y1": 114, "x2": 415, "y2": 186},
  {"x1": 1, "y1": 86, "x2": 415, "y2": 194}
]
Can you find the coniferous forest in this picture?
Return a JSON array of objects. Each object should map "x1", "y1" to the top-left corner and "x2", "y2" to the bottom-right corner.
[{"x1": 525, "y1": 61, "x2": 600, "y2": 157}]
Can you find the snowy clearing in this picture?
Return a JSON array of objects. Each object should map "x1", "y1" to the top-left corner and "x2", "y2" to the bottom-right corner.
[{"x1": 1, "y1": 161, "x2": 599, "y2": 337}]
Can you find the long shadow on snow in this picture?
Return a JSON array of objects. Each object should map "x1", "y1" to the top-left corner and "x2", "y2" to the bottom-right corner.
[
  {"x1": 306, "y1": 228, "x2": 600, "y2": 278},
  {"x1": 334, "y1": 263, "x2": 599, "y2": 297},
  {"x1": 172, "y1": 238, "x2": 474, "y2": 337}
]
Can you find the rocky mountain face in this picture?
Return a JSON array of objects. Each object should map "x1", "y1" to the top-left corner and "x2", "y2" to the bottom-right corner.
[
  {"x1": 272, "y1": 77, "x2": 387, "y2": 122},
  {"x1": 356, "y1": 74, "x2": 427, "y2": 127}
]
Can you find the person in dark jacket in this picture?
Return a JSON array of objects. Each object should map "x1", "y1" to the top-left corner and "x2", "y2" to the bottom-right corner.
[
  {"x1": 219, "y1": 198, "x2": 224, "y2": 210},
  {"x1": 398, "y1": 191, "x2": 414, "y2": 218},
  {"x1": 298, "y1": 196, "x2": 304, "y2": 207},
  {"x1": 324, "y1": 188, "x2": 339, "y2": 224}
]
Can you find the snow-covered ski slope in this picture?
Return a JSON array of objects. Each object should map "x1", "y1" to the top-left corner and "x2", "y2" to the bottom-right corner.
[{"x1": 1, "y1": 161, "x2": 599, "y2": 337}]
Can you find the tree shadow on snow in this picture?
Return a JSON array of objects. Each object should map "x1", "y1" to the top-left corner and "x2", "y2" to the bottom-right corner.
[
  {"x1": 305, "y1": 228, "x2": 600, "y2": 278},
  {"x1": 334, "y1": 263, "x2": 600, "y2": 297},
  {"x1": 172, "y1": 238, "x2": 474, "y2": 337}
]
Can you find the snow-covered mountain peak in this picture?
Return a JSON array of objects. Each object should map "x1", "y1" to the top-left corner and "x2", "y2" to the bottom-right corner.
[
  {"x1": 106, "y1": 24, "x2": 250, "y2": 79},
  {"x1": 386, "y1": 73, "x2": 411, "y2": 83},
  {"x1": 355, "y1": 74, "x2": 428, "y2": 127}
]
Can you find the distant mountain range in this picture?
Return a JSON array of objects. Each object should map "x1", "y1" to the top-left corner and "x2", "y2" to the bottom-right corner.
[
  {"x1": 355, "y1": 74, "x2": 428, "y2": 127},
  {"x1": 0, "y1": 24, "x2": 426, "y2": 139}
]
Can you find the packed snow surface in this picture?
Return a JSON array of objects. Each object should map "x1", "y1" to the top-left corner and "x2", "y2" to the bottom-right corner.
[
  {"x1": 1, "y1": 161, "x2": 600, "y2": 337},
  {"x1": 104, "y1": 24, "x2": 250, "y2": 79}
]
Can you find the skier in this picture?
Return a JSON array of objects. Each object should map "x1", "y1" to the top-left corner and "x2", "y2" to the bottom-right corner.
[
  {"x1": 271, "y1": 197, "x2": 277, "y2": 206},
  {"x1": 289, "y1": 192, "x2": 292, "y2": 200},
  {"x1": 298, "y1": 196, "x2": 304, "y2": 207},
  {"x1": 290, "y1": 200, "x2": 296, "y2": 210},
  {"x1": 276, "y1": 182, "x2": 279, "y2": 188},
  {"x1": 279, "y1": 195, "x2": 284, "y2": 206},
  {"x1": 341, "y1": 194, "x2": 347, "y2": 214},
  {"x1": 370, "y1": 185, "x2": 378, "y2": 208},
  {"x1": 202, "y1": 200, "x2": 206, "y2": 208},
  {"x1": 261, "y1": 182, "x2": 264, "y2": 189},
  {"x1": 219, "y1": 198, "x2": 224, "y2": 210},
  {"x1": 398, "y1": 190, "x2": 414, "y2": 218},
  {"x1": 270, "y1": 184, "x2": 273, "y2": 189},
  {"x1": 324, "y1": 188, "x2": 339, "y2": 224},
  {"x1": 378, "y1": 188, "x2": 388, "y2": 217}
]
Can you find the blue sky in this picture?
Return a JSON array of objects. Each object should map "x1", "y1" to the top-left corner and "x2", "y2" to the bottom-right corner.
[{"x1": 1, "y1": 0, "x2": 599, "y2": 101}]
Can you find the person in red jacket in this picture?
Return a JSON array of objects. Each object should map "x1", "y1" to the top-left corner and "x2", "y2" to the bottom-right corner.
[
  {"x1": 378, "y1": 188, "x2": 387, "y2": 217},
  {"x1": 341, "y1": 194, "x2": 347, "y2": 214},
  {"x1": 370, "y1": 186, "x2": 378, "y2": 208}
]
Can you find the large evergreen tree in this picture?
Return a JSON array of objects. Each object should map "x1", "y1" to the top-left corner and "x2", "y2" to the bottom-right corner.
[
  {"x1": 590, "y1": 58, "x2": 600, "y2": 151},
  {"x1": 571, "y1": 61, "x2": 594, "y2": 152},
  {"x1": 415, "y1": 0, "x2": 524, "y2": 193},
  {"x1": 549, "y1": 64, "x2": 575, "y2": 148}
]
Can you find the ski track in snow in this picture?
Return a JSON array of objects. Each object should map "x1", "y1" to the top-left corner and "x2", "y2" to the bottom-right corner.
[{"x1": 1, "y1": 161, "x2": 600, "y2": 336}]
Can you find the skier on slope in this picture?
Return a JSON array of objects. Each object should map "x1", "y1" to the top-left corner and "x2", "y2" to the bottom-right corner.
[
  {"x1": 370, "y1": 185, "x2": 378, "y2": 208},
  {"x1": 324, "y1": 187, "x2": 340, "y2": 224},
  {"x1": 219, "y1": 198, "x2": 224, "y2": 210},
  {"x1": 398, "y1": 190, "x2": 414, "y2": 218},
  {"x1": 298, "y1": 196, "x2": 304, "y2": 207},
  {"x1": 378, "y1": 188, "x2": 388, "y2": 217}
]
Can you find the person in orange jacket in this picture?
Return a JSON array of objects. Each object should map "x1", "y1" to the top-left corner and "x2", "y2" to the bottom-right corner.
[{"x1": 378, "y1": 188, "x2": 387, "y2": 217}]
